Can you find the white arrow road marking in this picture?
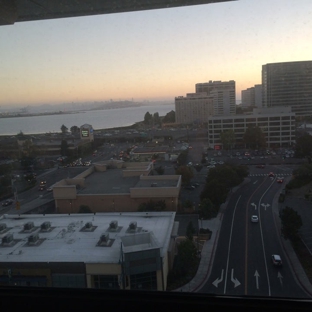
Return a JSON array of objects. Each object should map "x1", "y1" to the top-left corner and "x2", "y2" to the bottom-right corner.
[
  {"x1": 254, "y1": 270, "x2": 260, "y2": 289},
  {"x1": 261, "y1": 203, "x2": 270, "y2": 211},
  {"x1": 277, "y1": 272, "x2": 283, "y2": 286},
  {"x1": 231, "y1": 269, "x2": 241, "y2": 288},
  {"x1": 251, "y1": 203, "x2": 257, "y2": 210},
  {"x1": 212, "y1": 269, "x2": 224, "y2": 288}
]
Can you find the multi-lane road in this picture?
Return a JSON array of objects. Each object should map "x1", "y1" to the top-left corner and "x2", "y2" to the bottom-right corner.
[{"x1": 199, "y1": 172, "x2": 309, "y2": 298}]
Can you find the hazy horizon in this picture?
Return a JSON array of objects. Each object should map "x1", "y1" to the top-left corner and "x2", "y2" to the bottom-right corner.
[{"x1": 1, "y1": 0, "x2": 312, "y2": 107}]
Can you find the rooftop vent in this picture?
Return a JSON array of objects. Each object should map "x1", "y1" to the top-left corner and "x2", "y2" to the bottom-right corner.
[
  {"x1": 109, "y1": 220, "x2": 118, "y2": 230},
  {"x1": 0, "y1": 223, "x2": 7, "y2": 232},
  {"x1": 24, "y1": 221, "x2": 34, "y2": 231},
  {"x1": 85, "y1": 222, "x2": 93, "y2": 229},
  {"x1": 41, "y1": 221, "x2": 51, "y2": 231},
  {"x1": 129, "y1": 221, "x2": 137, "y2": 231},
  {"x1": 28, "y1": 233, "x2": 39, "y2": 244},
  {"x1": 100, "y1": 233, "x2": 109, "y2": 243},
  {"x1": 2, "y1": 233, "x2": 13, "y2": 244}
]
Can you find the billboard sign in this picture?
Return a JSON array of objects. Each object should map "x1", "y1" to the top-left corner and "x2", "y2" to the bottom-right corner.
[{"x1": 81, "y1": 129, "x2": 89, "y2": 137}]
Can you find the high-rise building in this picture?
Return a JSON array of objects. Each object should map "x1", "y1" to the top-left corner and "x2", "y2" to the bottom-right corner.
[
  {"x1": 195, "y1": 80, "x2": 236, "y2": 115},
  {"x1": 241, "y1": 84, "x2": 262, "y2": 109},
  {"x1": 262, "y1": 61, "x2": 312, "y2": 116},
  {"x1": 175, "y1": 80, "x2": 235, "y2": 124},
  {"x1": 175, "y1": 92, "x2": 213, "y2": 124}
]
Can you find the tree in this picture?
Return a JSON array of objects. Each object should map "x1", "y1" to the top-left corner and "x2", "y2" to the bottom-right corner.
[
  {"x1": 186, "y1": 221, "x2": 196, "y2": 241},
  {"x1": 243, "y1": 125, "x2": 266, "y2": 149},
  {"x1": 220, "y1": 129, "x2": 236, "y2": 150},
  {"x1": 144, "y1": 112, "x2": 153, "y2": 125},
  {"x1": 22, "y1": 139, "x2": 37, "y2": 157},
  {"x1": 153, "y1": 112, "x2": 161, "y2": 126},
  {"x1": 280, "y1": 206, "x2": 302, "y2": 241},
  {"x1": 294, "y1": 133, "x2": 312, "y2": 163},
  {"x1": 70, "y1": 125, "x2": 80, "y2": 135},
  {"x1": 175, "y1": 239, "x2": 198, "y2": 275},
  {"x1": 200, "y1": 198, "x2": 218, "y2": 219},
  {"x1": 61, "y1": 124, "x2": 68, "y2": 134},
  {"x1": 154, "y1": 166, "x2": 164, "y2": 175},
  {"x1": 162, "y1": 110, "x2": 175, "y2": 123},
  {"x1": 79, "y1": 205, "x2": 92, "y2": 213},
  {"x1": 60, "y1": 140, "x2": 69, "y2": 156},
  {"x1": 175, "y1": 165, "x2": 194, "y2": 185}
]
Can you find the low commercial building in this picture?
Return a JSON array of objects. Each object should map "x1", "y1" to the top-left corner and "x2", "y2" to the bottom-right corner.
[
  {"x1": 208, "y1": 107, "x2": 296, "y2": 149},
  {"x1": 53, "y1": 161, "x2": 181, "y2": 213},
  {"x1": 0, "y1": 212, "x2": 178, "y2": 290}
]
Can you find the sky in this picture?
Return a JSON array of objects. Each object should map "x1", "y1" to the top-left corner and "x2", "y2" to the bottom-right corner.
[{"x1": 0, "y1": 0, "x2": 312, "y2": 107}]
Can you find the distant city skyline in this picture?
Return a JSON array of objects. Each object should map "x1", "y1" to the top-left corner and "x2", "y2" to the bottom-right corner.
[{"x1": 1, "y1": 0, "x2": 312, "y2": 107}]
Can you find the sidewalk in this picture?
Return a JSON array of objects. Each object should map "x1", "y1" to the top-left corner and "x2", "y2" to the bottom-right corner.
[{"x1": 173, "y1": 214, "x2": 222, "y2": 292}]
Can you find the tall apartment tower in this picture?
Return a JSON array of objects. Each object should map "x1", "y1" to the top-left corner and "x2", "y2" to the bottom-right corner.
[
  {"x1": 241, "y1": 84, "x2": 262, "y2": 109},
  {"x1": 195, "y1": 80, "x2": 236, "y2": 115},
  {"x1": 262, "y1": 61, "x2": 312, "y2": 116}
]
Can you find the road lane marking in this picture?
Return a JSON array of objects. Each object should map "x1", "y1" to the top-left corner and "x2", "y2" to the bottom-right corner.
[
  {"x1": 231, "y1": 269, "x2": 241, "y2": 288},
  {"x1": 245, "y1": 177, "x2": 269, "y2": 295},
  {"x1": 212, "y1": 269, "x2": 224, "y2": 288},
  {"x1": 224, "y1": 195, "x2": 241, "y2": 295},
  {"x1": 258, "y1": 176, "x2": 277, "y2": 297},
  {"x1": 261, "y1": 203, "x2": 270, "y2": 211},
  {"x1": 254, "y1": 270, "x2": 260, "y2": 289},
  {"x1": 277, "y1": 272, "x2": 283, "y2": 286}
]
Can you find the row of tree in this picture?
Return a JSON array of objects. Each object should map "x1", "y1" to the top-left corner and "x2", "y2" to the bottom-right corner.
[
  {"x1": 143, "y1": 110, "x2": 175, "y2": 126},
  {"x1": 199, "y1": 164, "x2": 249, "y2": 218},
  {"x1": 219, "y1": 126, "x2": 266, "y2": 150}
]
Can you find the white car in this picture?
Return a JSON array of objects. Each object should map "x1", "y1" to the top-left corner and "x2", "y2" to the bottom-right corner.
[{"x1": 251, "y1": 215, "x2": 259, "y2": 223}]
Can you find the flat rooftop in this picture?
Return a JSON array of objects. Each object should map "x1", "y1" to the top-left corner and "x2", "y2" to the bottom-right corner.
[
  {"x1": 0, "y1": 212, "x2": 176, "y2": 263},
  {"x1": 80, "y1": 168, "x2": 139, "y2": 194}
]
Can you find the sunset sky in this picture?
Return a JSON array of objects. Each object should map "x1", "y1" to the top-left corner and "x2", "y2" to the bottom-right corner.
[{"x1": 0, "y1": 0, "x2": 312, "y2": 107}]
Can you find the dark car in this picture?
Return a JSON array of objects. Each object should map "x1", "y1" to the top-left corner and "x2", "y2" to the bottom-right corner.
[{"x1": 2, "y1": 199, "x2": 14, "y2": 206}]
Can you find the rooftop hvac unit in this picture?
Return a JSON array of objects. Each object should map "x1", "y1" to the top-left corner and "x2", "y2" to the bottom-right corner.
[
  {"x1": 24, "y1": 221, "x2": 34, "y2": 231},
  {"x1": 109, "y1": 220, "x2": 118, "y2": 229},
  {"x1": 28, "y1": 233, "x2": 39, "y2": 244},
  {"x1": 85, "y1": 222, "x2": 93, "y2": 229},
  {"x1": 0, "y1": 223, "x2": 7, "y2": 231},
  {"x1": 100, "y1": 233, "x2": 109, "y2": 243},
  {"x1": 129, "y1": 221, "x2": 137, "y2": 231},
  {"x1": 41, "y1": 221, "x2": 51, "y2": 231},
  {"x1": 2, "y1": 233, "x2": 13, "y2": 244}
]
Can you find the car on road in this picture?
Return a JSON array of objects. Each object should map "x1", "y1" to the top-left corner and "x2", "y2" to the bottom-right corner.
[
  {"x1": 256, "y1": 164, "x2": 265, "y2": 168},
  {"x1": 2, "y1": 199, "x2": 14, "y2": 207},
  {"x1": 184, "y1": 185, "x2": 195, "y2": 190},
  {"x1": 40, "y1": 180, "x2": 47, "y2": 185},
  {"x1": 277, "y1": 177, "x2": 284, "y2": 183},
  {"x1": 38, "y1": 185, "x2": 46, "y2": 191},
  {"x1": 47, "y1": 187, "x2": 53, "y2": 192},
  {"x1": 272, "y1": 254, "x2": 282, "y2": 266},
  {"x1": 251, "y1": 215, "x2": 259, "y2": 223},
  {"x1": 268, "y1": 172, "x2": 275, "y2": 177}
]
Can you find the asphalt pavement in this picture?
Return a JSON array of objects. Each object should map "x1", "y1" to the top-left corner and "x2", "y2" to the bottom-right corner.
[{"x1": 173, "y1": 176, "x2": 312, "y2": 297}]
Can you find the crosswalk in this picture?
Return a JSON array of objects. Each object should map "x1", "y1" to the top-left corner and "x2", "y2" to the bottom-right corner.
[{"x1": 248, "y1": 173, "x2": 292, "y2": 177}]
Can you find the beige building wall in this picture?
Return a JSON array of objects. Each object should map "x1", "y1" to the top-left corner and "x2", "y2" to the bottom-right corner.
[{"x1": 56, "y1": 194, "x2": 179, "y2": 213}]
